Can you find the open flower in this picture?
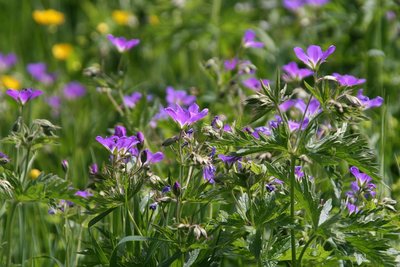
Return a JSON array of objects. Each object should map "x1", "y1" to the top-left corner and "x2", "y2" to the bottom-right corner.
[
  {"x1": 332, "y1": 73, "x2": 365, "y2": 87},
  {"x1": 356, "y1": 89, "x2": 383, "y2": 109},
  {"x1": 0, "y1": 53, "x2": 17, "y2": 71},
  {"x1": 164, "y1": 103, "x2": 208, "y2": 128},
  {"x1": 282, "y1": 62, "x2": 313, "y2": 82},
  {"x1": 107, "y1": 34, "x2": 140, "y2": 52},
  {"x1": 27, "y1": 62, "x2": 56, "y2": 85},
  {"x1": 6, "y1": 88, "x2": 43, "y2": 105},
  {"x1": 166, "y1": 86, "x2": 196, "y2": 106},
  {"x1": 141, "y1": 149, "x2": 164, "y2": 164},
  {"x1": 123, "y1": 92, "x2": 142, "y2": 108},
  {"x1": 96, "y1": 135, "x2": 139, "y2": 155},
  {"x1": 32, "y1": 9, "x2": 65, "y2": 26},
  {"x1": 294, "y1": 45, "x2": 335, "y2": 70},
  {"x1": 63, "y1": 82, "x2": 86, "y2": 100},
  {"x1": 242, "y1": 77, "x2": 270, "y2": 91},
  {"x1": 242, "y1": 29, "x2": 264, "y2": 48},
  {"x1": 52, "y1": 43, "x2": 73, "y2": 60},
  {"x1": 203, "y1": 164, "x2": 216, "y2": 183}
]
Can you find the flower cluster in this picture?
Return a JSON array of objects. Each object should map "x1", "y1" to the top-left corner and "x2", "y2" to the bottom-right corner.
[{"x1": 346, "y1": 166, "x2": 376, "y2": 215}]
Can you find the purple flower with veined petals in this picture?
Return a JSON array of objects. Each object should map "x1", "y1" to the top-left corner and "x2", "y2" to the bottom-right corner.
[
  {"x1": 349, "y1": 166, "x2": 372, "y2": 186},
  {"x1": 27, "y1": 62, "x2": 56, "y2": 85},
  {"x1": 348, "y1": 166, "x2": 376, "y2": 200},
  {"x1": 164, "y1": 103, "x2": 208, "y2": 129},
  {"x1": 295, "y1": 166, "x2": 304, "y2": 180},
  {"x1": 218, "y1": 154, "x2": 241, "y2": 166},
  {"x1": 114, "y1": 125, "x2": 126, "y2": 137},
  {"x1": 295, "y1": 98, "x2": 321, "y2": 116},
  {"x1": 242, "y1": 77, "x2": 270, "y2": 91},
  {"x1": 332, "y1": 73, "x2": 366, "y2": 87},
  {"x1": 356, "y1": 89, "x2": 383, "y2": 109},
  {"x1": 6, "y1": 88, "x2": 43, "y2": 105},
  {"x1": 347, "y1": 203, "x2": 359, "y2": 215},
  {"x1": 0, "y1": 52, "x2": 17, "y2": 71},
  {"x1": 203, "y1": 164, "x2": 216, "y2": 183},
  {"x1": 75, "y1": 190, "x2": 93, "y2": 198},
  {"x1": 142, "y1": 149, "x2": 164, "y2": 164},
  {"x1": 107, "y1": 34, "x2": 140, "y2": 53},
  {"x1": 282, "y1": 62, "x2": 313, "y2": 82},
  {"x1": 166, "y1": 86, "x2": 196, "y2": 106},
  {"x1": 123, "y1": 92, "x2": 142, "y2": 108},
  {"x1": 96, "y1": 135, "x2": 139, "y2": 154},
  {"x1": 224, "y1": 58, "x2": 238, "y2": 71},
  {"x1": 293, "y1": 45, "x2": 335, "y2": 70},
  {"x1": 63, "y1": 82, "x2": 86, "y2": 100},
  {"x1": 243, "y1": 29, "x2": 264, "y2": 48}
]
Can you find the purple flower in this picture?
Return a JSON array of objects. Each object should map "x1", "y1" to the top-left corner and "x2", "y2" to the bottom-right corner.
[
  {"x1": 46, "y1": 95, "x2": 61, "y2": 111},
  {"x1": 252, "y1": 126, "x2": 271, "y2": 139},
  {"x1": 295, "y1": 98, "x2": 321, "y2": 116},
  {"x1": 0, "y1": 52, "x2": 17, "y2": 71},
  {"x1": 224, "y1": 58, "x2": 238, "y2": 71},
  {"x1": 63, "y1": 82, "x2": 86, "y2": 100},
  {"x1": 96, "y1": 135, "x2": 139, "y2": 154},
  {"x1": 242, "y1": 77, "x2": 270, "y2": 91},
  {"x1": 89, "y1": 163, "x2": 98, "y2": 175},
  {"x1": 279, "y1": 99, "x2": 297, "y2": 112},
  {"x1": 283, "y1": 0, "x2": 306, "y2": 10},
  {"x1": 268, "y1": 116, "x2": 282, "y2": 128},
  {"x1": 203, "y1": 164, "x2": 216, "y2": 183},
  {"x1": 347, "y1": 203, "x2": 359, "y2": 215},
  {"x1": 243, "y1": 29, "x2": 264, "y2": 48},
  {"x1": 266, "y1": 178, "x2": 284, "y2": 192},
  {"x1": 293, "y1": 45, "x2": 335, "y2": 70},
  {"x1": 282, "y1": 62, "x2": 313, "y2": 82},
  {"x1": 48, "y1": 207, "x2": 57, "y2": 215},
  {"x1": 238, "y1": 60, "x2": 256, "y2": 75},
  {"x1": 356, "y1": 89, "x2": 383, "y2": 109},
  {"x1": 306, "y1": 0, "x2": 329, "y2": 6},
  {"x1": 173, "y1": 181, "x2": 181, "y2": 196},
  {"x1": 27, "y1": 62, "x2": 56, "y2": 85},
  {"x1": 141, "y1": 149, "x2": 164, "y2": 164},
  {"x1": 295, "y1": 166, "x2": 304, "y2": 180},
  {"x1": 123, "y1": 92, "x2": 142, "y2": 108},
  {"x1": 75, "y1": 190, "x2": 93, "y2": 198},
  {"x1": 149, "y1": 202, "x2": 158, "y2": 210},
  {"x1": 107, "y1": 34, "x2": 140, "y2": 52},
  {"x1": 218, "y1": 154, "x2": 241, "y2": 166},
  {"x1": 61, "y1": 160, "x2": 69, "y2": 172},
  {"x1": 348, "y1": 166, "x2": 376, "y2": 200},
  {"x1": 162, "y1": 186, "x2": 171, "y2": 193},
  {"x1": 332, "y1": 73, "x2": 365, "y2": 87},
  {"x1": 0, "y1": 152, "x2": 10, "y2": 165},
  {"x1": 114, "y1": 125, "x2": 127, "y2": 137},
  {"x1": 6, "y1": 88, "x2": 43, "y2": 105},
  {"x1": 166, "y1": 86, "x2": 196, "y2": 106},
  {"x1": 288, "y1": 118, "x2": 309, "y2": 132},
  {"x1": 164, "y1": 103, "x2": 208, "y2": 129}
]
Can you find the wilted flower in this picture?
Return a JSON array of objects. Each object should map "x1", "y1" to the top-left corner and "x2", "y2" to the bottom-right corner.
[
  {"x1": 356, "y1": 89, "x2": 383, "y2": 109},
  {"x1": 63, "y1": 82, "x2": 86, "y2": 100},
  {"x1": 0, "y1": 52, "x2": 17, "y2": 71},
  {"x1": 6, "y1": 88, "x2": 43, "y2": 105},
  {"x1": 32, "y1": 9, "x2": 65, "y2": 26},
  {"x1": 75, "y1": 190, "x2": 93, "y2": 198},
  {"x1": 123, "y1": 92, "x2": 142, "y2": 108},
  {"x1": 294, "y1": 45, "x2": 335, "y2": 70},
  {"x1": 242, "y1": 77, "x2": 270, "y2": 91},
  {"x1": 166, "y1": 86, "x2": 196, "y2": 106},
  {"x1": 165, "y1": 103, "x2": 208, "y2": 129},
  {"x1": 61, "y1": 160, "x2": 69, "y2": 172},
  {"x1": 242, "y1": 29, "x2": 264, "y2": 48},
  {"x1": 107, "y1": 34, "x2": 140, "y2": 52},
  {"x1": 52, "y1": 43, "x2": 73, "y2": 60},
  {"x1": 282, "y1": 62, "x2": 313, "y2": 82},
  {"x1": 27, "y1": 62, "x2": 56, "y2": 85},
  {"x1": 332, "y1": 73, "x2": 365, "y2": 87}
]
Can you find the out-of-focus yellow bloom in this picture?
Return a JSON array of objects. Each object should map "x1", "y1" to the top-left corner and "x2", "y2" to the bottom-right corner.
[
  {"x1": 1, "y1": 75, "x2": 20, "y2": 90},
  {"x1": 52, "y1": 43, "x2": 73, "y2": 60},
  {"x1": 33, "y1": 9, "x2": 65, "y2": 26},
  {"x1": 112, "y1": 10, "x2": 132, "y2": 25},
  {"x1": 96, "y1": 22, "x2": 109, "y2": 34},
  {"x1": 29, "y1": 169, "x2": 41, "y2": 180},
  {"x1": 149, "y1": 15, "x2": 160, "y2": 26}
]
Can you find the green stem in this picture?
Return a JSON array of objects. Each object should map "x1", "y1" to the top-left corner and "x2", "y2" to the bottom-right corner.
[
  {"x1": 290, "y1": 155, "x2": 297, "y2": 267},
  {"x1": 4, "y1": 201, "x2": 18, "y2": 267},
  {"x1": 298, "y1": 234, "x2": 316, "y2": 266}
]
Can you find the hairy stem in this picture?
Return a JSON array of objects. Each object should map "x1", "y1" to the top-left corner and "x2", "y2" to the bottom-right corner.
[{"x1": 290, "y1": 155, "x2": 297, "y2": 267}]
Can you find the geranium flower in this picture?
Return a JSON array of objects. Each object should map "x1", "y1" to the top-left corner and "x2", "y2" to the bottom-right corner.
[
  {"x1": 203, "y1": 164, "x2": 216, "y2": 183},
  {"x1": 294, "y1": 44, "x2": 335, "y2": 70},
  {"x1": 242, "y1": 77, "x2": 270, "y2": 91},
  {"x1": 164, "y1": 103, "x2": 208, "y2": 128},
  {"x1": 6, "y1": 88, "x2": 43, "y2": 105},
  {"x1": 0, "y1": 52, "x2": 17, "y2": 71},
  {"x1": 107, "y1": 34, "x2": 140, "y2": 52},
  {"x1": 27, "y1": 62, "x2": 56, "y2": 85},
  {"x1": 282, "y1": 62, "x2": 313, "y2": 81},
  {"x1": 63, "y1": 82, "x2": 86, "y2": 100},
  {"x1": 242, "y1": 29, "x2": 264, "y2": 48},
  {"x1": 332, "y1": 73, "x2": 366, "y2": 87},
  {"x1": 96, "y1": 135, "x2": 139, "y2": 154},
  {"x1": 356, "y1": 89, "x2": 383, "y2": 109},
  {"x1": 166, "y1": 86, "x2": 196, "y2": 106},
  {"x1": 123, "y1": 92, "x2": 142, "y2": 108}
]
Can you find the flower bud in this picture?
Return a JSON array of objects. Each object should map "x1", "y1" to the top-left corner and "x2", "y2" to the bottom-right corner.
[
  {"x1": 136, "y1": 131, "x2": 145, "y2": 150},
  {"x1": 61, "y1": 159, "x2": 69, "y2": 172},
  {"x1": 173, "y1": 181, "x2": 181, "y2": 196},
  {"x1": 114, "y1": 125, "x2": 126, "y2": 137}
]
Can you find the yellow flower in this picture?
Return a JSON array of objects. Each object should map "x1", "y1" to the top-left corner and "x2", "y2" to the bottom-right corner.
[
  {"x1": 1, "y1": 75, "x2": 20, "y2": 90},
  {"x1": 33, "y1": 9, "x2": 65, "y2": 26},
  {"x1": 52, "y1": 43, "x2": 73, "y2": 60},
  {"x1": 112, "y1": 10, "x2": 135, "y2": 26},
  {"x1": 96, "y1": 22, "x2": 109, "y2": 34},
  {"x1": 149, "y1": 15, "x2": 160, "y2": 26},
  {"x1": 29, "y1": 169, "x2": 41, "y2": 180}
]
